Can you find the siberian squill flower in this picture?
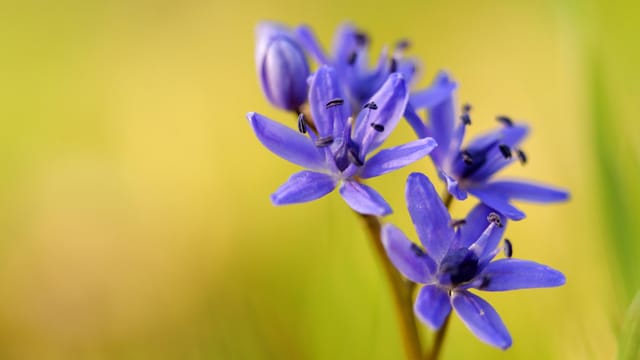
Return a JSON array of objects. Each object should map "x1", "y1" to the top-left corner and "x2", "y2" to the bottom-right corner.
[
  {"x1": 247, "y1": 66, "x2": 436, "y2": 216},
  {"x1": 255, "y1": 22, "x2": 310, "y2": 112},
  {"x1": 382, "y1": 173, "x2": 565, "y2": 349},
  {"x1": 296, "y1": 23, "x2": 419, "y2": 112},
  {"x1": 407, "y1": 72, "x2": 569, "y2": 220}
]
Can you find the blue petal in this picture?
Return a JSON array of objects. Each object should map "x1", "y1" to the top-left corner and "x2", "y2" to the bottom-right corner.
[
  {"x1": 438, "y1": 170, "x2": 468, "y2": 201},
  {"x1": 309, "y1": 66, "x2": 351, "y2": 139},
  {"x1": 360, "y1": 138, "x2": 437, "y2": 179},
  {"x1": 480, "y1": 180, "x2": 570, "y2": 203},
  {"x1": 403, "y1": 103, "x2": 429, "y2": 139},
  {"x1": 255, "y1": 22, "x2": 289, "y2": 73},
  {"x1": 381, "y1": 224, "x2": 436, "y2": 283},
  {"x1": 331, "y1": 23, "x2": 360, "y2": 66},
  {"x1": 465, "y1": 124, "x2": 529, "y2": 152},
  {"x1": 271, "y1": 171, "x2": 337, "y2": 205},
  {"x1": 468, "y1": 187, "x2": 526, "y2": 221},
  {"x1": 451, "y1": 291, "x2": 512, "y2": 350},
  {"x1": 409, "y1": 71, "x2": 457, "y2": 109},
  {"x1": 259, "y1": 35, "x2": 310, "y2": 111},
  {"x1": 339, "y1": 181, "x2": 392, "y2": 216},
  {"x1": 248, "y1": 112, "x2": 327, "y2": 171},
  {"x1": 295, "y1": 25, "x2": 329, "y2": 64},
  {"x1": 415, "y1": 285, "x2": 452, "y2": 330},
  {"x1": 427, "y1": 78, "x2": 457, "y2": 166},
  {"x1": 353, "y1": 73, "x2": 409, "y2": 156},
  {"x1": 453, "y1": 204, "x2": 506, "y2": 258},
  {"x1": 406, "y1": 173, "x2": 454, "y2": 262},
  {"x1": 478, "y1": 259, "x2": 566, "y2": 291}
]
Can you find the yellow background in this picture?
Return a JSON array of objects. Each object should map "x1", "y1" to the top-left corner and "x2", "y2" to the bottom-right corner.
[{"x1": 0, "y1": 0, "x2": 638, "y2": 358}]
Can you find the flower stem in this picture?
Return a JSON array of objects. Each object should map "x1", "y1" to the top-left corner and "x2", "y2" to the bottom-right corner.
[
  {"x1": 427, "y1": 312, "x2": 451, "y2": 360},
  {"x1": 357, "y1": 213, "x2": 423, "y2": 360}
]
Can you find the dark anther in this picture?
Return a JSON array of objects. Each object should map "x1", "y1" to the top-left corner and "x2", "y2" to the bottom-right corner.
[
  {"x1": 363, "y1": 101, "x2": 378, "y2": 110},
  {"x1": 325, "y1": 98, "x2": 344, "y2": 109},
  {"x1": 347, "y1": 51, "x2": 358, "y2": 65},
  {"x1": 450, "y1": 219, "x2": 467, "y2": 228},
  {"x1": 395, "y1": 39, "x2": 411, "y2": 50},
  {"x1": 462, "y1": 150, "x2": 473, "y2": 165},
  {"x1": 410, "y1": 243, "x2": 425, "y2": 257},
  {"x1": 498, "y1": 144, "x2": 512, "y2": 159},
  {"x1": 347, "y1": 147, "x2": 364, "y2": 166},
  {"x1": 487, "y1": 213, "x2": 503, "y2": 228},
  {"x1": 517, "y1": 149, "x2": 527, "y2": 165},
  {"x1": 463, "y1": 103, "x2": 472, "y2": 113},
  {"x1": 297, "y1": 113, "x2": 307, "y2": 134},
  {"x1": 496, "y1": 115, "x2": 513, "y2": 127},
  {"x1": 389, "y1": 58, "x2": 398, "y2": 73},
  {"x1": 354, "y1": 31, "x2": 369, "y2": 46},
  {"x1": 460, "y1": 113, "x2": 472, "y2": 125},
  {"x1": 370, "y1": 123, "x2": 385, "y2": 132},
  {"x1": 315, "y1": 136, "x2": 334, "y2": 147},
  {"x1": 504, "y1": 238, "x2": 513, "y2": 258},
  {"x1": 479, "y1": 276, "x2": 491, "y2": 289}
]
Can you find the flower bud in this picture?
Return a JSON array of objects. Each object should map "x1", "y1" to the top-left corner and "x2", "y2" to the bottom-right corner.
[{"x1": 255, "y1": 22, "x2": 310, "y2": 112}]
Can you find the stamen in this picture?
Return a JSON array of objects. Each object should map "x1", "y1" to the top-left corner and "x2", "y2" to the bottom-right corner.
[
  {"x1": 410, "y1": 243, "x2": 425, "y2": 257},
  {"x1": 462, "y1": 150, "x2": 473, "y2": 165},
  {"x1": 347, "y1": 51, "x2": 358, "y2": 65},
  {"x1": 498, "y1": 144, "x2": 512, "y2": 159},
  {"x1": 325, "y1": 98, "x2": 344, "y2": 109},
  {"x1": 347, "y1": 147, "x2": 364, "y2": 166},
  {"x1": 461, "y1": 103, "x2": 472, "y2": 125},
  {"x1": 354, "y1": 31, "x2": 369, "y2": 46},
  {"x1": 363, "y1": 101, "x2": 378, "y2": 110},
  {"x1": 389, "y1": 58, "x2": 398, "y2": 73},
  {"x1": 487, "y1": 213, "x2": 503, "y2": 228},
  {"x1": 450, "y1": 219, "x2": 467, "y2": 228},
  {"x1": 395, "y1": 39, "x2": 411, "y2": 51},
  {"x1": 370, "y1": 123, "x2": 385, "y2": 132},
  {"x1": 315, "y1": 136, "x2": 334, "y2": 147},
  {"x1": 463, "y1": 103, "x2": 472, "y2": 112},
  {"x1": 517, "y1": 149, "x2": 527, "y2": 164},
  {"x1": 297, "y1": 113, "x2": 307, "y2": 134},
  {"x1": 503, "y1": 238, "x2": 513, "y2": 258},
  {"x1": 496, "y1": 115, "x2": 513, "y2": 127},
  {"x1": 479, "y1": 276, "x2": 491, "y2": 289}
]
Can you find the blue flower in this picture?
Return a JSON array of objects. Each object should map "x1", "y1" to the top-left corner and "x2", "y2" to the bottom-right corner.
[
  {"x1": 247, "y1": 66, "x2": 437, "y2": 216},
  {"x1": 296, "y1": 23, "x2": 419, "y2": 113},
  {"x1": 255, "y1": 22, "x2": 310, "y2": 112},
  {"x1": 381, "y1": 173, "x2": 566, "y2": 349},
  {"x1": 408, "y1": 72, "x2": 569, "y2": 220}
]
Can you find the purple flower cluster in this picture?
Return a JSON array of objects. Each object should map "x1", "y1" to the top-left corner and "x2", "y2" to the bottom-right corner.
[{"x1": 248, "y1": 21, "x2": 568, "y2": 350}]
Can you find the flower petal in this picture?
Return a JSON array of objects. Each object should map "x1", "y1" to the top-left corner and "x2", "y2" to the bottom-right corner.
[
  {"x1": 248, "y1": 112, "x2": 327, "y2": 171},
  {"x1": 479, "y1": 259, "x2": 566, "y2": 291},
  {"x1": 415, "y1": 285, "x2": 452, "y2": 330},
  {"x1": 339, "y1": 181, "x2": 392, "y2": 216},
  {"x1": 295, "y1": 25, "x2": 329, "y2": 64},
  {"x1": 453, "y1": 204, "x2": 506, "y2": 257},
  {"x1": 480, "y1": 180, "x2": 570, "y2": 203},
  {"x1": 451, "y1": 291, "x2": 512, "y2": 350},
  {"x1": 309, "y1": 66, "x2": 351, "y2": 139},
  {"x1": 404, "y1": 103, "x2": 430, "y2": 139},
  {"x1": 468, "y1": 187, "x2": 526, "y2": 221},
  {"x1": 409, "y1": 71, "x2": 457, "y2": 109},
  {"x1": 381, "y1": 224, "x2": 436, "y2": 283},
  {"x1": 438, "y1": 170, "x2": 468, "y2": 201},
  {"x1": 360, "y1": 138, "x2": 437, "y2": 179},
  {"x1": 406, "y1": 173, "x2": 454, "y2": 262},
  {"x1": 353, "y1": 73, "x2": 409, "y2": 156},
  {"x1": 271, "y1": 171, "x2": 336, "y2": 205}
]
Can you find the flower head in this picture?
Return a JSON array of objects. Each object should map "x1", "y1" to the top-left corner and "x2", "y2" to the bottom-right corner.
[
  {"x1": 255, "y1": 22, "x2": 311, "y2": 112},
  {"x1": 248, "y1": 66, "x2": 437, "y2": 216},
  {"x1": 408, "y1": 73, "x2": 569, "y2": 220},
  {"x1": 296, "y1": 23, "x2": 420, "y2": 112},
  {"x1": 382, "y1": 173, "x2": 566, "y2": 349}
]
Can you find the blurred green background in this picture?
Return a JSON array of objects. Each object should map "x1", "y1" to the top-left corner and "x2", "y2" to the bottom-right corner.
[{"x1": 1, "y1": 0, "x2": 639, "y2": 358}]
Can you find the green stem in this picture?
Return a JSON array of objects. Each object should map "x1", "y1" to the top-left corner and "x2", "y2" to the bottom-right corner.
[
  {"x1": 427, "y1": 312, "x2": 451, "y2": 360},
  {"x1": 357, "y1": 213, "x2": 423, "y2": 360}
]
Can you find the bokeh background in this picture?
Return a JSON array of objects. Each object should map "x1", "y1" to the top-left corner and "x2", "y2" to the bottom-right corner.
[{"x1": 1, "y1": 0, "x2": 639, "y2": 358}]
